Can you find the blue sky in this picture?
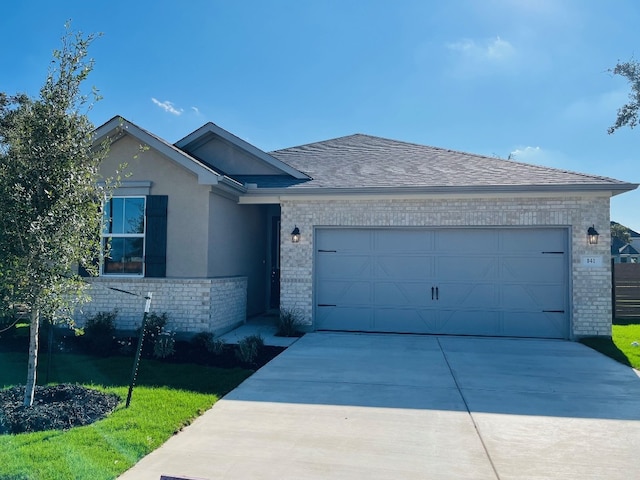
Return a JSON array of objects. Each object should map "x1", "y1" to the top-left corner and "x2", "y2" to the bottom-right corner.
[{"x1": 3, "y1": 0, "x2": 639, "y2": 231}]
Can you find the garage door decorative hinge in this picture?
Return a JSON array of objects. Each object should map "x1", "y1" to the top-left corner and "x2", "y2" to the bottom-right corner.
[
  {"x1": 541, "y1": 251, "x2": 565, "y2": 254},
  {"x1": 317, "y1": 304, "x2": 337, "y2": 307},
  {"x1": 318, "y1": 249, "x2": 337, "y2": 253},
  {"x1": 542, "y1": 310, "x2": 565, "y2": 313}
]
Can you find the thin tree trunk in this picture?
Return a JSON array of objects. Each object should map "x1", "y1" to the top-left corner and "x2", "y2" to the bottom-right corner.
[{"x1": 23, "y1": 307, "x2": 40, "y2": 407}]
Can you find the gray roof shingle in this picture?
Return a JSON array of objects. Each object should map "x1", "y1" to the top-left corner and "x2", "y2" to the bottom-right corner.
[{"x1": 267, "y1": 134, "x2": 634, "y2": 192}]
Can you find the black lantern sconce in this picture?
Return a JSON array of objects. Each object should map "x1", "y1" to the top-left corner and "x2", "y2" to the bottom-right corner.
[
  {"x1": 291, "y1": 225, "x2": 301, "y2": 243},
  {"x1": 587, "y1": 225, "x2": 599, "y2": 245}
]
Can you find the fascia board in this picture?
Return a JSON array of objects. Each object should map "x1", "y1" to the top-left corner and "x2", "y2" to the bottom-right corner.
[{"x1": 238, "y1": 183, "x2": 638, "y2": 204}]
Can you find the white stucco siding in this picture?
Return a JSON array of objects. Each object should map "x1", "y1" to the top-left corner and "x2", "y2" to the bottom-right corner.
[{"x1": 279, "y1": 194, "x2": 612, "y2": 339}]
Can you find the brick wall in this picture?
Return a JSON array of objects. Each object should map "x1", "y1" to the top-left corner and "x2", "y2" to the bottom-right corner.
[
  {"x1": 77, "y1": 276, "x2": 247, "y2": 336},
  {"x1": 280, "y1": 195, "x2": 612, "y2": 339}
]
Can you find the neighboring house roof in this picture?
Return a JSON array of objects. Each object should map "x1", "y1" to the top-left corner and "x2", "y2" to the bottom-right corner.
[
  {"x1": 619, "y1": 243, "x2": 640, "y2": 255},
  {"x1": 266, "y1": 134, "x2": 637, "y2": 195}
]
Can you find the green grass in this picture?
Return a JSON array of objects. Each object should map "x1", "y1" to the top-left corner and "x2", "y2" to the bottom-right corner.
[
  {"x1": 0, "y1": 352, "x2": 252, "y2": 480},
  {"x1": 581, "y1": 323, "x2": 640, "y2": 370}
]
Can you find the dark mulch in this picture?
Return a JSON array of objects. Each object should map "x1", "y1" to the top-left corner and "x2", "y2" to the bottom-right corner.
[
  {"x1": 168, "y1": 341, "x2": 285, "y2": 369},
  {"x1": 0, "y1": 384, "x2": 120, "y2": 435}
]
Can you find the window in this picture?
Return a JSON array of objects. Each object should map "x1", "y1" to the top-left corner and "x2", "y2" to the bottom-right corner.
[{"x1": 102, "y1": 197, "x2": 146, "y2": 275}]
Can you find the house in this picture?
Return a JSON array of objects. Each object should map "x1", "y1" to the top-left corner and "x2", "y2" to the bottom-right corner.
[
  {"x1": 611, "y1": 222, "x2": 640, "y2": 263},
  {"x1": 80, "y1": 116, "x2": 638, "y2": 340}
]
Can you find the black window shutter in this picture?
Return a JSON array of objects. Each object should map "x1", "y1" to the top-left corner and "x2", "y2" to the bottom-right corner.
[{"x1": 145, "y1": 195, "x2": 168, "y2": 278}]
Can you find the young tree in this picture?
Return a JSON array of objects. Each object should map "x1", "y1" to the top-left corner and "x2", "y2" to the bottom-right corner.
[
  {"x1": 0, "y1": 25, "x2": 108, "y2": 406},
  {"x1": 608, "y1": 59, "x2": 640, "y2": 134},
  {"x1": 611, "y1": 222, "x2": 631, "y2": 245}
]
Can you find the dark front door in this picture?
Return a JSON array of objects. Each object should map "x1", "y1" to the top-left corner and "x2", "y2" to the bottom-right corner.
[{"x1": 270, "y1": 216, "x2": 281, "y2": 309}]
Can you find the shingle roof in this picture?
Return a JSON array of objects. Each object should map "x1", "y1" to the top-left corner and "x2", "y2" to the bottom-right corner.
[{"x1": 268, "y1": 134, "x2": 634, "y2": 192}]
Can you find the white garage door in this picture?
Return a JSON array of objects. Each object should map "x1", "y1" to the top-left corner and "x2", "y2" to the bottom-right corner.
[{"x1": 315, "y1": 228, "x2": 569, "y2": 339}]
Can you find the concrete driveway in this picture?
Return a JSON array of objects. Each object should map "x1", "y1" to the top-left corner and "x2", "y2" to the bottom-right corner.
[{"x1": 119, "y1": 333, "x2": 640, "y2": 480}]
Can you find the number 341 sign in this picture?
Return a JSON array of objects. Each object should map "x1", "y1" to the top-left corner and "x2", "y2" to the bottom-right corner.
[{"x1": 581, "y1": 255, "x2": 603, "y2": 267}]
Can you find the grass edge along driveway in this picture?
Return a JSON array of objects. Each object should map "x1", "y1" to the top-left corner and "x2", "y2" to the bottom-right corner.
[
  {"x1": 581, "y1": 323, "x2": 640, "y2": 370},
  {"x1": 0, "y1": 353, "x2": 252, "y2": 480}
]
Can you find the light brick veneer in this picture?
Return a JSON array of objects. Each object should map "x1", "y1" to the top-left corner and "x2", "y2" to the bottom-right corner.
[
  {"x1": 77, "y1": 276, "x2": 247, "y2": 336},
  {"x1": 280, "y1": 195, "x2": 612, "y2": 339}
]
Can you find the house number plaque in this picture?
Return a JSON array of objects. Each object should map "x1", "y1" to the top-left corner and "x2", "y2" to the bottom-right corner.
[{"x1": 581, "y1": 255, "x2": 603, "y2": 267}]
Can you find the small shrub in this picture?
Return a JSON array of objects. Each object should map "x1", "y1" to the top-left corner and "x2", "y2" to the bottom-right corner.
[
  {"x1": 277, "y1": 307, "x2": 304, "y2": 337},
  {"x1": 235, "y1": 334, "x2": 264, "y2": 365},
  {"x1": 153, "y1": 331, "x2": 176, "y2": 359},
  {"x1": 191, "y1": 331, "x2": 226, "y2": 355},
  {"x1": 208, "y1": 338, "x2": 226, "y2": 355},
  {"x1": 140, "y1": 312, "x2": 169, "y2": 357},
  {"x1": 83, "y1": 311, "x2": 117, "y2": 356}
]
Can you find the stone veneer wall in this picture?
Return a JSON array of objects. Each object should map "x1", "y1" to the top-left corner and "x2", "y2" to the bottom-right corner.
[
  {"x1": 279, "y1": 195, "x2": 611, "y2": 339},
  {"x1": 77, "y1": 277, "x2": 247, "y2": 336}
]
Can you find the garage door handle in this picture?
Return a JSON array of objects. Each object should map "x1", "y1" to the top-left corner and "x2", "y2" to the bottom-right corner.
[
  {"x1": 436, "y1": 286, "x2": 439, "y2": 300},
  {"x1": 431, "y1": 287, "x2": 434, "y2": 300}
]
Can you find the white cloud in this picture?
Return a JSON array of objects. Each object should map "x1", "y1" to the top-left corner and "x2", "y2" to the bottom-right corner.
[
  {"x1": 447, "y1": 36, "x2": 516, "y2": 63},
  {"x1": 509, "y1": 145, "x2": 571, "y2": 169},
  {"x1": 191, "y1": 106, "x2": 202, "y2": 116},
  {"x1": 151, "y1": 98, "x2": 183, "y2": 116}
]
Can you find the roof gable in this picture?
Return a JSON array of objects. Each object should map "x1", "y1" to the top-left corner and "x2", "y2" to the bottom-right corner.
[
  {"x1": 93, "y1": 116, "x2": 243, "y2": 191},
  {"x1": 175, "y1": 122, "x2": 309, "y2": 180}
]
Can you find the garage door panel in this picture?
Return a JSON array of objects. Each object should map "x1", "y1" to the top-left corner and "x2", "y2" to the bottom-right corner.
[
  {"x1": 501, "y1": 229, "x2": 565, "y2": 252},
  {"x1": 316, "y1": 229, "x2": 372, "y2": 251},
  {"x1": 439, "y1": 310, "x2": 501, "y2": 336},
  {"x1": 436, "y1": 229, "x2": 499, "y2": 254},
  {"x1": 438, "y1": 283, "x2": 498, "y2": 308},
  {"x1": 374, "y1": 282, "x2": 431, "y2": 306},
  {"x1": 437, "y1": 256, "x2": 498, "y2": 281},
  {"x1": 317, "y1": 280, "x2": 372, "y2": 304},
  {"x1": 375, "y1": 229, "x2": 434, "y2": 252},
  {"x1": 501, "y1": 312, "x2": 566, "y2": 338},
  {"x1": 502, "y1": 256, "x2": 565, "y2": 283},
  {"x1": 316, "y1": 307, "x2": 372, "y2": 331},
  {"x1": 374, "y1": 308, "x2": 437, "y2": 333},
  {"x1": 316, "y1": 254, "x2": 371, "y2": 278},
  {"x1": 376, "y1": 255, "x2": 434, "y2": 280},
  {"x1": 501, "y1": 284, "x2": 565, "y2": 311}
]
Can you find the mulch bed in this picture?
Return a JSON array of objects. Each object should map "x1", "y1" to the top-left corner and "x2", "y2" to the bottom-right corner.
[{"x1": 0, "y1": 384, "x2": 119, "y2": 434}]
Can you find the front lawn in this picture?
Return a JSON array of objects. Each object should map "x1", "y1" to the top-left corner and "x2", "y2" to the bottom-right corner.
[
  {"x1": 0, "y1": 352, "x2": 253, "y2": 480},
  {"x1": 581, "y1": 323, "x2": 640, "y2": 370}
]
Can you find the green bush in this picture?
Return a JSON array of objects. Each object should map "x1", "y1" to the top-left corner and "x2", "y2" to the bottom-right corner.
[
  {"x1": 277, "y1": 307, "x2": 304, "y2": 337},
  {"x1": 191, "y1": 332, "x2": 226, "y2": 355},
  {"x1": 83, "y1": 311, "x2": 117, "y2": 356},
  {"x1": 235, "y1": 334, "x2": 264, "y2": 365},
  {"x1": 140, "y1": 312, "x2": 168, "y2": 357},
  {"x1": 153, "y1": 331, "x2": 175, "y2": 359}
]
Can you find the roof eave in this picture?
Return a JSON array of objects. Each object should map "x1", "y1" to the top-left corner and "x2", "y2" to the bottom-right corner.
[{"x1": 242, "y1": 182, "x2": 639, "y2": 197}]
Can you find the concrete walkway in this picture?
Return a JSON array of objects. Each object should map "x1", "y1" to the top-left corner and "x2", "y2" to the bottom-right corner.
[
  {"x1": 217, "y1": 315, "x2": 300, "y2": 348},
  {"x1": 118, "y1": 333, "x2": 640, "y2": 480}
]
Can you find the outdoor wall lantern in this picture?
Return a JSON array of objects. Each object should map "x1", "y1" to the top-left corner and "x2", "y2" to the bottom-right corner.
[
  {"x1": 587, "y1": 225, "x2": 599, "y2": 245},
  {"x1": 291, "y1": 225, "x2": 301, "y2": 243}
]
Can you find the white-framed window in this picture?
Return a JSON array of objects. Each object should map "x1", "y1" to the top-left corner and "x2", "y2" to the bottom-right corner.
[{"x1": 102, "y1": 196, "x2": 146, "y2": 275}]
